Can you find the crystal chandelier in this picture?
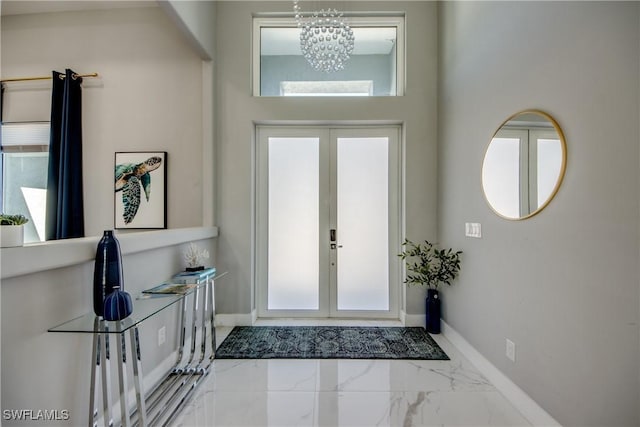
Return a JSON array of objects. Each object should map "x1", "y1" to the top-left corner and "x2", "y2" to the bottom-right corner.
[{"x1": 293, "y1": 1, "x2": 355, "y2": 73}]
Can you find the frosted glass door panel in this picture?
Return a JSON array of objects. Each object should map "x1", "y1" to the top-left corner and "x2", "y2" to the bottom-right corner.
[
  {"x1": 336, "y1": 137, "x2": 389, "y2": 311},
  {"x1": 536, "y1": 138, "x2": 562, "y2": 207},
  {"x1": 482, "y1": 137, "x2": 521, "y2": 218},
  {"x1": 268, "y1": 137, "x2": 320, "y2": 310}
]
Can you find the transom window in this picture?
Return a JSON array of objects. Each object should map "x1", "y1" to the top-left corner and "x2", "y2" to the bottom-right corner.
[{"x1": 253, "y1": 16, "x2": 405, "y2": 97}]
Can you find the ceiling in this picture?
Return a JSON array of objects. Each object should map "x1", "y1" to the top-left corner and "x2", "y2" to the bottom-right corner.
[
  {"x1": 0, "y1": 0, "x2": 157, "y2": 16},
  {"x1": 1, "y1": 1, "x2": 396, "y2": 57}
]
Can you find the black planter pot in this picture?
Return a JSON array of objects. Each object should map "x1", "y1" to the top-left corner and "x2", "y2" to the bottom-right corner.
[{"x1": 425, "y1": 288, "x2": 441, "y2": 334}]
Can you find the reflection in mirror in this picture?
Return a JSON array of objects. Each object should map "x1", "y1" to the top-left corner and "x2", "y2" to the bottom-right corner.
[{"x1": 482, "y1": 110, "x2": 566, "y2": 220}]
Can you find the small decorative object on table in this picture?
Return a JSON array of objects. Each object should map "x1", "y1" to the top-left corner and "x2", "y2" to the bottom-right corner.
[
  {"x1": 143, "y1": 282, "x2": 198, "y2": 295},
  {"x1": 183, "y1": 242, "x2": 210, "y2": 272},
  {"x1": 399, "y1": 239, "x2": 462, "y2": 334},
  {"x1": 173, "y1": 267, "x2": 216, "y2": 284},
  {"x1": 93, "y1": 230, "x2": 124, "y2": 317},
  {"x1": 103, "y1": 285, "x2": 133, "y2": 321},
  {"x1": 0, "y1": 213, "x2": 29, "y2": 248}
]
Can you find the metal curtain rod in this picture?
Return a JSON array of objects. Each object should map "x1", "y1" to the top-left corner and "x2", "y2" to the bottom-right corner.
[{"x1": 1, "y1": 72, "x2": 99, "y2": 83}]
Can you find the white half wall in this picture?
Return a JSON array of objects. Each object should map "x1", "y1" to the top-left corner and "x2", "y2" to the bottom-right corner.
[{"x1": 1, "y1": 233, "x2": 217, "y2": 426}]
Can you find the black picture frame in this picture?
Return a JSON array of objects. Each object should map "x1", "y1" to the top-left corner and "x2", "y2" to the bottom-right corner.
[{"x1": 114, "y1": 151, "x2": 167, "y2": 229}]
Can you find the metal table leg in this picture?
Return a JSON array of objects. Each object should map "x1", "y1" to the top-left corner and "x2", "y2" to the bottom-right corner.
[
  {"x1": 199, "y1": 282, "x2": 208, "y2": 370},
  {"x1": 129, "y1": 326, "x2": 147, "y2": 426},
  {"x1": 99, "y1": 326, "x2": 113, "y2": 427},
  {"x1": 152, "y1": 276, "x2": 216, "y2": 426},
  {"x1": 89, "y1": 323, "x2": 99, "y2": 427},
  {"x1": 115, "y1": 330, "x2": 130, "y2": 427},
  {"x1": 187, "y1": 286, "x2": 200, "y2": 370},
  {"x1": 209, "y1": 277, "x2": 216, "y2": 356}
]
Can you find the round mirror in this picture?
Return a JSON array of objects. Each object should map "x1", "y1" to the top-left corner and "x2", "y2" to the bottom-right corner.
[{"x1": 482, "y1": 110, "x2": 567, "y2": 220}]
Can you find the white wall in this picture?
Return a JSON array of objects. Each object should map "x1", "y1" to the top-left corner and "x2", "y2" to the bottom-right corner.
[
  {"x1": 438, "y1": 2, "x2": 640, "y2": 426},
  {"x1": 214, "y1": 1, "x2": 438, "y2": 318},
  {"x1": 160, "y1": 0, "x2": 216, "y2": 60},
  {"x1": 1, "y1": 4, "x2": 219, "y2": 425},
  {"x1": 157, "y1": 0, "x2": 217, "y2": 227},
  {"x1": 1, "y1": 6, "x2": 205, "y2": 235}
]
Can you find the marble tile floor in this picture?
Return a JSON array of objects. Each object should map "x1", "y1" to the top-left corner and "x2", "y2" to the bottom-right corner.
[{"x1": 172, "y1": 321, "x2": 531, "y2": 427}]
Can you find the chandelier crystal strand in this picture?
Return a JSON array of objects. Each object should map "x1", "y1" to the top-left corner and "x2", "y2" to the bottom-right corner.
[
  {"x1": 293, "y1": 1, "x2": 355, "y2": 73},
  {"x1": 293, "y1": 0, "x2": 303, "y2": 26}
]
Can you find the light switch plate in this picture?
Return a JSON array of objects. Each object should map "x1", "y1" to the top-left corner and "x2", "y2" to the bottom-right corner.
[{"x1": 465, "y1": 222, "x2": 482, "y2": 238}]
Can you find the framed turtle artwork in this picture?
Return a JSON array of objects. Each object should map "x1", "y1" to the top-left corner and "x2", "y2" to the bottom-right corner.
[{"x1": 114, "y1": 151, "x2": 167, "y2": 229}]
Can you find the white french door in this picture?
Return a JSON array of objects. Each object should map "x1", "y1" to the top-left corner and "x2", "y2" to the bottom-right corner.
[{"x1": 256, "y1": 126, "x2": 401, "y2": 318}]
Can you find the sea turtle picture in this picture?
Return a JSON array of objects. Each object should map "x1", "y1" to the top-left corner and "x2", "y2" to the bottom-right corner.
[{"x1": 115, "y1": 156, "x2": 163, "y2": 224}]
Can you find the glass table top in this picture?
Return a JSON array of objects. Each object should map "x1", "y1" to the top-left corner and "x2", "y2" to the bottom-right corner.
[{"x1": 48, "y1": 271, "x2": 226, "y2": 334}]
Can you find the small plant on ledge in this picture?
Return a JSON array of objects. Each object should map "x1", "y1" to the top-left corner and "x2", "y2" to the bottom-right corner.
[
  {"x1": 0, "y1": 214, "x2": 29, "y2": 226},
  {"x1": 0, "y1": 213, "x2": 29, "y2": 248}
]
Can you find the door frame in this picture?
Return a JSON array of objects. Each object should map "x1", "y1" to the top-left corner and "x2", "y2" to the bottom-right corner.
[{"x1": 254, "y1": 124, "x2": 403, "y2": 319}]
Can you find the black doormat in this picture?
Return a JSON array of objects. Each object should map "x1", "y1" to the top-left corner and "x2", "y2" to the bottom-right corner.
[{"x1": 214, "y1": 326, "x2": 449, "y2": 360}]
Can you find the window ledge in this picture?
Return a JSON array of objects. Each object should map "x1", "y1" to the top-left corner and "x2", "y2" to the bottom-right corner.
[{"x1": 0, "y1": 226, "x2": 218, "y2": 280}]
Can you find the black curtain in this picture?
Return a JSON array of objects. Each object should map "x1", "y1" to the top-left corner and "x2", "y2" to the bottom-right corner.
[
  {"x1": 0, "y1": 83, "x2": 4, "y2": 123},
  {"x1": 1, "y1": 84, "x2": 4, "y2": 143},
  {"x1": 45, "y1": 69, "x2": 85, "y2": 240}
]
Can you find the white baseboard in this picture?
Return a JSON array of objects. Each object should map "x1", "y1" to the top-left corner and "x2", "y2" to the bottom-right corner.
[
  {"x1": 403, "y1": 312, "x2": 425, "y2": 327},
  {"x1": 214, "y1": 313, "x2": 254, "y2": 327},
  {"x1": 441, "y1": 321, "x2": 561, "y2": 427}
]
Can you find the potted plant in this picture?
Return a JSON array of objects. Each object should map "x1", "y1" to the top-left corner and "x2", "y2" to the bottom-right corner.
[
  {"x1": 0, "y1": 214, "x2": 29, "y2": 248},
  {"x1": 399, "y1": 239, "x2": 462, "y2": 333}
]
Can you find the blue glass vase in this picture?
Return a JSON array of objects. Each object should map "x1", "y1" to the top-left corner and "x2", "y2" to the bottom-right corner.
[
  {"x1": 103, "y1": 286, "x2": 133, "y2": 321},
  {"x1": 93, "y1": 230, "x2": 123, "y2": 316}
]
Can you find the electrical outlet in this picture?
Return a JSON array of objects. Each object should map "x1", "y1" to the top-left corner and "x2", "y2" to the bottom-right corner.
[
  {"x1": 506, "y1": 338, "x2": 516, "y2": 362},
  {"x1": 158, "y1": 326, "x2": 166, "y2": 346}
]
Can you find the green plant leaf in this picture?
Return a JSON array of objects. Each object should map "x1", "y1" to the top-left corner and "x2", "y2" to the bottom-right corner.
[{"x1": 398, "y1": 239, "x2": 462, "y2": 288}]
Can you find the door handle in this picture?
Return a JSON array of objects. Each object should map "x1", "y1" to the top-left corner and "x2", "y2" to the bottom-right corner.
[{"x1": 330, "y1": 230, "x2": 341, "y2": 249}]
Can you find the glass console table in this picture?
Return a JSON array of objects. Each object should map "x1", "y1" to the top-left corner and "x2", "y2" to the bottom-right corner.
[{"x1": 48, "y1": 270, "x2": 227, "y2": 427}]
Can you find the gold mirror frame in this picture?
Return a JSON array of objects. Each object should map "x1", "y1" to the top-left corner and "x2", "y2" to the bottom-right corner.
[{"x1": 482, "y1": 110, "x2": 567, "y2": 220}]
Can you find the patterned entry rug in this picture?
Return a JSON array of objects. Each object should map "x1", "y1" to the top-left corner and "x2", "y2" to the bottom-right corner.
[{"x1": 215, "y1": 326, "x2": 449, "y2": 360}]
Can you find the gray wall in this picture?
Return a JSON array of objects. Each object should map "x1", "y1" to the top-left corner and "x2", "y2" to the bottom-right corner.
[
  {"x1": 438, "y1": 2, "x2": 640, "y2": 426},
  {"x1": 214, "y1": 1, "x2": 438, "y2": 317}
]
